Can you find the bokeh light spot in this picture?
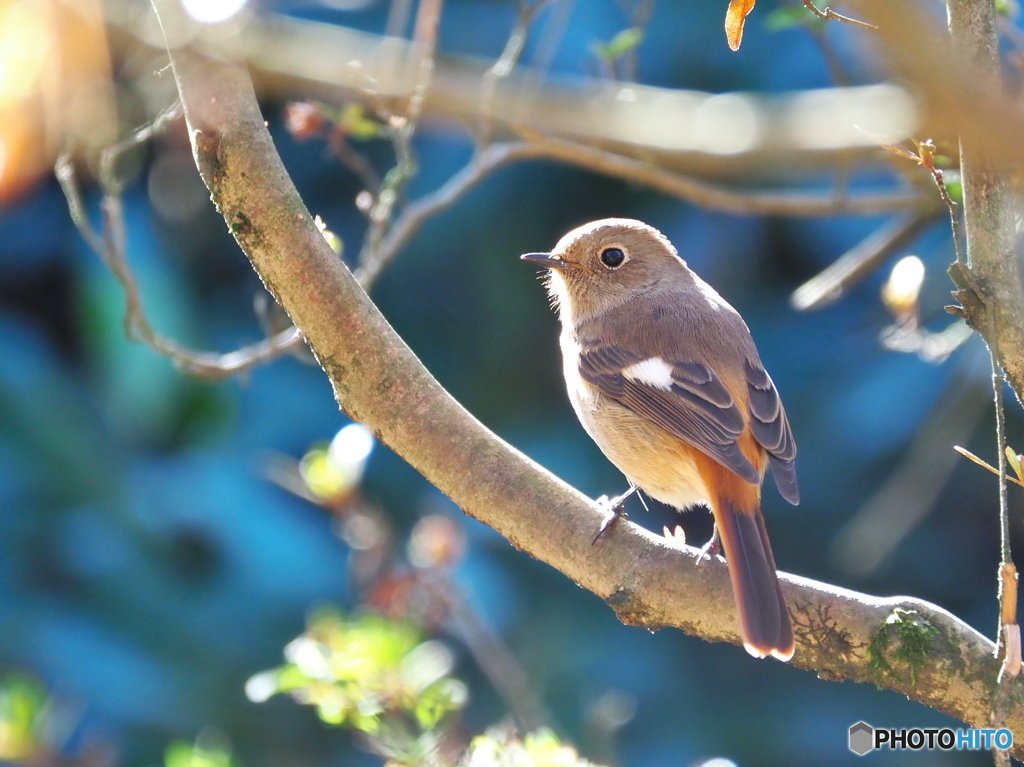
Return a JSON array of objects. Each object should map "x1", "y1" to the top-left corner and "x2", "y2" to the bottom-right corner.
[{"x1": 181, "y1": 0, "x2": 248, "y2": 24}]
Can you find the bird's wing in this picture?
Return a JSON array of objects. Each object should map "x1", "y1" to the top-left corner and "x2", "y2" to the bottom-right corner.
[
  {"x1": 744, "y1": 360, "x2": 799, "y2": 504},
  {"x1": 578, "y1": 341, "x2": 760, "y2": 484}
]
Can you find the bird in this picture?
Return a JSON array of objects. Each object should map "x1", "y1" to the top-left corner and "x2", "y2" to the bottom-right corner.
[{"x1": 521, "y1": 218, "x2": 799, "y2": 661}]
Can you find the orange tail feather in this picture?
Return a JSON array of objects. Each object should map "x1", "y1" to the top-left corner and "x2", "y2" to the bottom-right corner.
[{"x1": 713, "y1": 498, "x2": 794, "y2": 660}]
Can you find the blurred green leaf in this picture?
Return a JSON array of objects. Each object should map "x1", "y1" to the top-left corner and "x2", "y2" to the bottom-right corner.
[
  {"x1": 340, "y1": 104, "x2": 382, "y2": 141},
  {"x1": 765, "y1": 6, "x2": 825, "y2": 31},
  {"x1": 248, "y1": 608, "x2": 467, "y2": 746},
  {"x1": 591, "y1": 27, "x2": 643, "y2": 62},
  {"x1": 414, "y1": 679, "x2": 468, "y2": 729},
  {"x1": 0, "y1": 674, "x2": 49, "y2": 760},
  {"x1": 165, "y1": 736, "x2": 238, "y2": 767}
]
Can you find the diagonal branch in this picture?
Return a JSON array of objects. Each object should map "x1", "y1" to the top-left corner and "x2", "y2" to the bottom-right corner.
[
  {"x1": 150, "y1": 1, "x2": 1024, "y2": 755},
  {"x1": 517, "y1": 132, "x2": 931, "y2": 217}
]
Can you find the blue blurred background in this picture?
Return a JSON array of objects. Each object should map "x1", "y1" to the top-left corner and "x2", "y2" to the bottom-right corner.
[{"x1": 0, "y1": 0, "x2": 1017, "y2": 765}]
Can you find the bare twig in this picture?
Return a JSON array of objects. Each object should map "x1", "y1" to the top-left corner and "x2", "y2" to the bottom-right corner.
[
  {"x1": 478, "y1": 0, "x2": 555, "y2": 146},
  {"x1": 357, "y1": 136, "x2": 930, "y2": 289},
  {"x1": 520, "y1": 132, "x2": 931, "y2": 216},
  {"x1": 56, "y1": 132, "x2": 304, "y2": 382},
  {"x1": 880, "y1": 139, "x2": 964, "y2": 267},
  {"x1": 615, "y1": 0, "x2": 654, "y2": 82},
  {"x1": 328, "y1": 131, "x2": 382, "y2": 195},
  {"x1": 100, "y1": 101, "x2": 185, "y2": 189},
  {"x1": 791, "y1": 210, "x2": 939, "y2": 311},
  {"x1": 800, "y1": 0, "x2": 876, "y2": 30},
  {"x1": 434, "y1": 577, "x2": 552, "y2": 733},
  {"x1": 357, "y1": 0, "x2": 445, "y2": 280},
  {"x1": 356, "y1": 142, "x2": 535, "y2": 287}
]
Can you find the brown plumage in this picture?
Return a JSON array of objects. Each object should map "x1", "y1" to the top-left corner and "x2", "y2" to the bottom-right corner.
[{"x1": 522, "y1": 218, "x2": 798, "y2": 660}]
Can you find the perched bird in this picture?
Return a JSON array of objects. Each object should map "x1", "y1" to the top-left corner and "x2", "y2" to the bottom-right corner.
[{"x1": 522, "y1": 218, "x2": 799, "y2": 661}]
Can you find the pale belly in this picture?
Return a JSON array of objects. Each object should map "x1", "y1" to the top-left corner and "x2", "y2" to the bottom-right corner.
[{"x1": 562, "y1": 354, "x2": 711, "y2": 512}]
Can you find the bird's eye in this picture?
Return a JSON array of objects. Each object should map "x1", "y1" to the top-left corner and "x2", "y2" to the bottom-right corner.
[{"x1": 601, "y1": 247, "x2": 626, "y2": 268}]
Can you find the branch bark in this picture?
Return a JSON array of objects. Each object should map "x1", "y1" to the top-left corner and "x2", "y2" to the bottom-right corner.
[{"x1": 151, "y1": 0, "x2": 1024, "y2": 755}]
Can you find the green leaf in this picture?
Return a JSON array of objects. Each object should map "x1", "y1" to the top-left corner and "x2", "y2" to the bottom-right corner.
[
  {"x1": 765, "y1": 6, "x2": 825, "y2": 32},
  {"x1": 165, "y1": 739, "x2": 237, "y2": 767},
  {"x1": 340, "y1": 104, "x2": 381, "y2": 141},
  {"x1": 591, "y1": 27, "x2": 643, "y2": 62},
  {"x1": 0, "y1": 675, "x2": 48, "y2": 760}
]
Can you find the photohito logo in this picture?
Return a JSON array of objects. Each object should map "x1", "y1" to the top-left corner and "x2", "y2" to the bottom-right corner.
[{"x1": 848, "y1": 722, "x2": 1013, "y2": 755}]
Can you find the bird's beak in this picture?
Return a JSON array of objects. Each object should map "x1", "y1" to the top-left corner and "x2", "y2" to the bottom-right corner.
[{"x1": 521, "y1": 252, "x2": 570, "y2": 271}]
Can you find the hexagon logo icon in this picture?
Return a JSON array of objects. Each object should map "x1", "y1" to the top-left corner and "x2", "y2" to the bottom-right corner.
[{"x1": 849, "y1": 721, "x2": 874, "y2": 756}]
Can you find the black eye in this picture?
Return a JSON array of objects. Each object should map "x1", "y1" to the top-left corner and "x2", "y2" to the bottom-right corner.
[{"x1": 601, "y1": 247, "x2": 626, "y2": 268}]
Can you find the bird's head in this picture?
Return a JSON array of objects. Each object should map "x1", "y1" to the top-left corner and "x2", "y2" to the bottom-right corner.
[{"x1": 522, "y1": 218, "x2": 689, "y2": 324}]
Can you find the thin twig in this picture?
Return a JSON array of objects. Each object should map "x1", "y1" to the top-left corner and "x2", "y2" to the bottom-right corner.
[
  {"x1": 478, "y1": 0, "x2": 555, "y2": 146},
  {"x1": 356, "y1": 137, "x2": 927, "y2": 289},
  {"x1": 618, "y1": 0, "x2": 654, "y2": 82},
  {"x1": 434, "y1": 577, "x2": 552, "y2": 733},
  {"x1": 99, "y1": 101, "x2": 185, "y2": 191},
  {"x1": 989, "y1": 314, "x2": 1016, "y2": 767},
  {"x1": 801, "y1": 0, "x2": 876, "y2": 30},
  {"x1": 57, "y1": 132, "x2": 304, "y2": 382},
  {"x1": 355, "y1": 142, "x2": 534, "y2": 287},
  {"x1": 791, "y1": 210, "x2": 939, "y2": 311},
  {"x1": 994, "y1": 362, "x2": 1011, "y2": 566},
  {"x1": 357, "y1": 0, "x2": 445, "y2": 280},
  {"x1": 521, "y1": 132, "x2": 932, "y2": 216},
  {"x1": 328, "y1": 131, "x2": 382, "y2": 195}
]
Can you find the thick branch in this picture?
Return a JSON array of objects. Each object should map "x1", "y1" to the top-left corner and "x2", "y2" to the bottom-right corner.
[
  {"x1": 111, "y1": 7, "x2": 913, "y2": 175},
  {"x1": 947, "y1": 0, "x2": 1024, "y2": 394},
  {"x1": 151, "y1": 2, "x2": 1024, "y2": 756}
]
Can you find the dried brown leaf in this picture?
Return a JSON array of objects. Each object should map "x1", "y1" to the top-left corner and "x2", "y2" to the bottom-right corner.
[{"x1": 725, "y1": 0, "x2": 757, "y2": 51}]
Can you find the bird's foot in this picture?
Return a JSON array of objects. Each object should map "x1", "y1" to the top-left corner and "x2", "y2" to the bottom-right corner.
[
  {"x1": 696, "y1": 524, "x2": 721, "y2": 564},
  {"x1": 592, "y1": 485, "x2": 638, "y2": 544}
]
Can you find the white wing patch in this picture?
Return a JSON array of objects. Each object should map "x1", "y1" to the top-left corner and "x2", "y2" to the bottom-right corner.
[{"x1": 622, "y1": 357, "x2": 675, "y2": 391}]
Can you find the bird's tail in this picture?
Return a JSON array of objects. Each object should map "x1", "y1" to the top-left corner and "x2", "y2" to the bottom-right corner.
[{"x1": 713, "y1": 497, "x2": 794, "y2": 661}]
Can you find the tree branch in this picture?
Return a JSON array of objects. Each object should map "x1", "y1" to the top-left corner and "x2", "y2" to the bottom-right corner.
[
  {"x1": 791, "y1": 210, "x2": 940, "y2": 311},
  {"x1": 853, "y1": 0, "x2": 1024, "y2": 408},
  {"x1": 109, "y1": 9, "x2": 915, "y2": 173},
  {"x1": 943, "y1": 0, "x2": 1020, "y2": 757},
  {"x1": 517, "y1": 132, "x2": 930, "y2": 217},
  {"x1": 800, "y1": 0, "x2": 877, "y2": 30},
  {"x1": 150, "y1": 2, "x2": 1024, "y2": 754},
  {"x1": 55, "y1": 148, "x2": 303, "y2": 381}
]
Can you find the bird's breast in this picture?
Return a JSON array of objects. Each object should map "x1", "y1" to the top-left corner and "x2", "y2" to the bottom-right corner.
[{"x1": 560, "y1": 331, "x2": 711, "y2": 511}]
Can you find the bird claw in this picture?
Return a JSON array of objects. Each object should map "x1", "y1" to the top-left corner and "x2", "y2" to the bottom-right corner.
[
  {"x1": 592, "y1": 485, "x2": 638, "y2": 545},
  {"x1": 696, "y1": 525, "x2": 721, "y2": 564}
]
